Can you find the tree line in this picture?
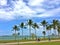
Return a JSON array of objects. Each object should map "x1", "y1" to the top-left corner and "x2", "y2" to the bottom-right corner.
[{"x1": 12, "y1": 19, "x2": 60, "y2": 40}]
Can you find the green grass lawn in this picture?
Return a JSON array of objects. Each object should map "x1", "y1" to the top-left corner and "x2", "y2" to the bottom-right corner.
[
  {"x1": 16, "y1": 41, "x2": 60, "y2": 45},
  {"x1": 0, "y1": 38, "x2": 60, "y2": 43},
  {"x1": 0, "y1": 39, "x2": 36, "y2": 43}
]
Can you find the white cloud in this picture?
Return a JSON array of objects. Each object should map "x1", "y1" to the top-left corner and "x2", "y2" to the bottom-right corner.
[
  {"x1": 0, "y1": 9, "x2": 15, "y2": 20},
  {"x1": 33, "y1": 7, "x2": 60, "y2": 18},
  {"x1": 28, "y1": 0, "x2": 44, "y2": 6},
  {"x1": 14, "y1": 0, "x2": 36, "y2": 15},
  {"x1": 42, "y1": 0, "x2": 60, "y2": 10},
  {"x1": 28, "y1": 0, "x2": 46, "y2": 13},
  {"x1": 0, "y1": 0, "x2": 36, "y2": 20},
  {"x1": 0, "y1": 0, "x2": 60, "y2": 20},
  {"x1": 0, "y1": 0, "x2": 7, "y2": 6}
]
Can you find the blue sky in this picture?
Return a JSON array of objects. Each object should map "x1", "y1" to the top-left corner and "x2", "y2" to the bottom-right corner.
[{"x1": 0, "y1": 0, "x2": 60, "y2": 36}]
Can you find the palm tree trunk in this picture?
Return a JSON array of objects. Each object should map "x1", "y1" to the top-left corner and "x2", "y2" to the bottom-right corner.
[
  {"x1": 54, "y1": 29, "x2": 56, "y2": 37},
  {"x1": 58, "y1": 32, "x2": 59, "y2": 38},
  {"x1": 48, "y1": 30, "x2": 51, "y2": 41},
  {"x1": 50, "y1": 30, "x2": 51, "y2": 39},
  {"x1": 29, "y1": 26, "x2": 31, "y2": 39},
  {"x1": 58, "y1": 32, "x2": 60, "y2": 38},
  {"x1": 44, "y1": 35, "x2": 45, "y2": 39},
  {"x1": 35, "y1": 29, "x2": 37, "y2": 39},
  {"x1": 44, "y1": 26, "x2": 46, "y2": 39},
  {"x1": 22, "y1": 29, "x2": 23, "y2": 40},
  {"x1": 15, "y1": 30, "x2": 16, "y2": 41}
]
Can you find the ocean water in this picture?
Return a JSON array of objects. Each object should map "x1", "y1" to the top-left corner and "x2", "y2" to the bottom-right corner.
[
  {"x1": 0, "y1": 36, "x2": 58, "y2": 40},
  {"x1": 0, "y1": 36, "x2": 23, "y2": 40}
]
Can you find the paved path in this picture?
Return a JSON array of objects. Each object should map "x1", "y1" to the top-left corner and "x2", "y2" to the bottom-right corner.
[{"x1": 0, "y1": 40, "x2": 60, "y2": 45}]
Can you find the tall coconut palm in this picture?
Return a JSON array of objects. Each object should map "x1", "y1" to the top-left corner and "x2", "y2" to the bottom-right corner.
[
  {"x1": 46, "y1": 25, "x2": 52, "y2": 40},
  {"x1": 41, "y1": 20, "x2": 47, "y2": 39},
  {"x1": 52, "y1": 20, "x2": 59, "y2": 36},
  {"x1": 46, "y1": 25, "x2": 52, "y2": 35},
  {"x1": 41, "y1": 20, "x2": 47, "y2": 31},
  {"x1": 13, "y1": 25, "x2": 20, "y2": 40},
  {"x1": 19, "y1": 22, "x2": 25, "y2": 40},
  {"x1": 42, "y1": 31, "x2": 46, "y2": 39},
  {"x1": 57, "y1": 24, "x2": 60, "y2": 37},
  {"x1": 32, "y1": 23, "x2": 39, "y2": 39},
  {"x1": 27, "y1": 19, "x2": 33, "y2": 38}
]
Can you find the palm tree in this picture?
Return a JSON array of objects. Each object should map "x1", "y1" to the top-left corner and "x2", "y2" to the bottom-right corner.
[
  {"x1": 19, "y1": 22, "x2": 25, "y2": 40},
  {"x1": 32, "y1": 23, "x2": 39, "y2": 39},
  {"x1": 46, "y1": 24, "x2": 52, "y2": 35},
  {"x1": 52, "y1": 20, "x2": 59, "y2": 36},
  {"x1": 41, "y1": 20, "x2": 47, "y2": 31},
  {"x1": 13, "y1": 25, "x2": 20, "y2": 40},
  {"x1": 17, "y1": 32, "x2": 20, "y2": 45},
  {"x1": 57, "y1": 24, "x2": 60, "y2": 37},
  {"x1": 27, "y1": 19, "x2": 33, "y2": 39},
  {"x1": 42, "y1": 31, "x2": 46, "y2": 39},
  {"x1": 46, "y1": 25, "x2": 52, "y2": 40}
]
